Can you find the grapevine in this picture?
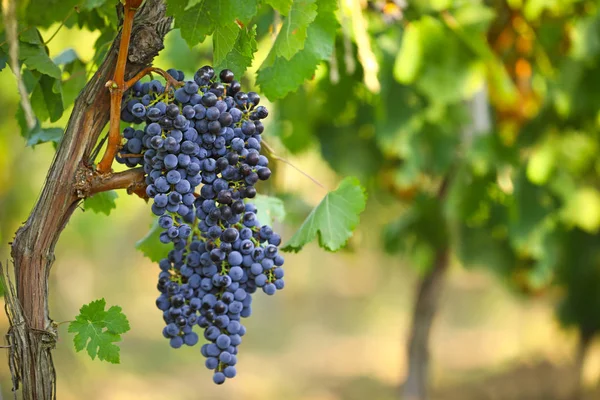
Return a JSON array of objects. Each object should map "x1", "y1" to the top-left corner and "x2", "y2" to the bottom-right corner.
[{"x1": 117, "y1": 65, "x2": 284, "y2": 384}]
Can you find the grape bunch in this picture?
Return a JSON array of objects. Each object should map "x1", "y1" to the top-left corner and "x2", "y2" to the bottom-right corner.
[{"x1": 117, "y1": 66, "x2": 285, "y2": 384}]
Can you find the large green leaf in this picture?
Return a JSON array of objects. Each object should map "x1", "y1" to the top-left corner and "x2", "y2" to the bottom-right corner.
[
  {"x1": 24, "y1": 0, "x2": 79, "y2": 28},
  {"x1": 213, "y1": 23, "x2": 240, "y2": 68},
  {"x1": 168, "y1": 0, "x2": 258, "y2": 48},
  {"x1": 68, "y1": 298, "x2": 130, "y2": 364},
  {"x1": 272, "y1": 0, "x2": 317, "y2": 60},
  {"x1": 19, "y1": 43, "x2": 62, "y2": 79},
  {"x1": 206, "y1": 0, "x2": 257, "y2": 25},
  {"x1": 282, "y1": 177, "x2": 367, "y2": 252},
  {"x1": 214, "y1": 25, "x2": 257, "y2": 77},
  {"x1": 257, "y1": 0, "x2": 338, "y2": 100},
  {"x1": 265, "y1": 0, "x2": 293, "y2": 15},
  {"x1": 169, "y1": 0, "x2": 215, "y2": 47}
]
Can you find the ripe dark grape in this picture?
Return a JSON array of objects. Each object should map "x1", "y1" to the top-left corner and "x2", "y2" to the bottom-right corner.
[{"x1": 118, "y1": 66, "x2": 285, "y2": 385}]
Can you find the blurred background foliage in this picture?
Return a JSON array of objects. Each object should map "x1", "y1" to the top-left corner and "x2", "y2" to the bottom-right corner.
[{"x1": 4, "y1": 0, "x2": 600, "y2": 398}]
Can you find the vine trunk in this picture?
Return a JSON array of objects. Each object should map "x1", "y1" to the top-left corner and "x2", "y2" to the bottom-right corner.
[{"x1": 5, "y1": 2, "x2": 172, "y2": 398}]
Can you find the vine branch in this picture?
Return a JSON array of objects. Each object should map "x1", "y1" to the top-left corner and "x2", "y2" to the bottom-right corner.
[
  {"x1": 96, "y1": 2, "x2": 138, "y2": 174},
  {"x1": 89, "y1": 168, "x2": 146, "y2": 196},
  {"x1": 125, "y1": 66, "x2": 181, "y2": 90}
]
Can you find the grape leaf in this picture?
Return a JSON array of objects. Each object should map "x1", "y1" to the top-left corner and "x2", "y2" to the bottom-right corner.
[
  {"x1": 252, "y1": 194, "x2": 286, "y2": 227},
  {"x1": 19, "y1": 29, "x2": 43, "y2": 45},
  {"x1": 24, "y1": 0, "x2": 79, "y2": 28},
  {"x1": 214, "y1": 25, "x2": 257, "y2": 78},
  {"x1": 136, "y1": 219, "x2": 171, "y2": 262},
  {"x1": 82, "y1": 0, "x2": 107, "y2": 10},
  {"x1": 272, "y1": 0, "x2": 317, "y2": 60},
  {"x1": 282, "y1": 177, "x2": 367, "y2": 252},
  {"x1": 68, "y1": 299, "x2": 130, "y2": 364},
  {"x1": 55, "y1": 49, "x2": 87, "y2": 106},
  {"x1": 265, "y1": 0, "x2": 293, "y2": 15},
  {"x1": 30, "y1": 74, "x2": 64, "y2": 122},
  {"x1": 26, "y1": 124, "x2": 63, "y2": 147},
  {"x1": 213, "y1": 23, "x2": 239, "y2": 67},
  {"x1": 19, "y1": 43, "x2": 62, "y2": 79},
  {"x1": 257, "y1": 0, "x2": 338, "y2": 100},
  {"x1": 169, "y1": 0, "x2": 215, "y2": 47},
  {"x1": 206, "y1": 0, "x2": 257, "y2": 25},
  {"x1": 83, "y1": 191, "x2": 118, "y2": 216}
]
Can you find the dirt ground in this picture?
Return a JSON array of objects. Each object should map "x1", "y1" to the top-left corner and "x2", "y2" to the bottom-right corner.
[{"x1": 331, "y1": 360, "x2": 600, "y2": 400}]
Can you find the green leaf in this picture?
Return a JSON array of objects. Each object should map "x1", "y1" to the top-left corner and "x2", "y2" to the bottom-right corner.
[
  {"x1": 257, "y1": 0, "x2": 338, "y2": 100},
  {"x1": 26, "y1": 124, "x2": 63, "y2": 147},
  {"x1": 252, "y1": 194, "x2": 286, "y2": 227},
  {"x1": 169, "y1": 0, "x2": 215, "y2": 47},
  {"x1": 207, "y1": 0, "x2": 257, "y2": 25},
  {"x1": 68, "y1": 298, "x2": 130, "y2": 364},
  {"x1": 84, "y1": 191, "x2": 118, "y2": 216},
  {"x1": 30, "y1": 74, "x2": 64, "y2": 122},
  {"x1": 214, "y1": 25, "x2": 257, "y2": 77},
  {"x1": 24, "y1": 0, "x2": 79, "y2": 28},
  {"x1": 213, "y1": 23, "x2": 239, "y2": 67},
  {"x1": 265, "y1": 0, "x2": 293, "y2": 15},
  {"x1": 19, "y1": 43, "x2": 62, "y2": 79},
  {"x1": 136, "y1": 218, "x2": 172, "y2": 262},
  {"x1": 19, "y1": 29, "x2": 43, "y2": 45},
  {"x1": 282, "y1": 177, "x2": 367, "y2": 252},
  {"x1": 272, "y1": 0, "x2": 317, "y2": 60},
  {"x1": 82, "y1": 0, "x2": 107, "y2": 10},
  {"x1": 55, "y1": 49, "x2": 87, "y2": 106}
]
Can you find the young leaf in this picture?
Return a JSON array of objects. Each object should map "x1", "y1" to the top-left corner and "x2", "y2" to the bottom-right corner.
[
  {"x1": 272, "y1": 0, "x2": 318, "y2": 60},
  {"x1": 68, "y1": 298, "x2": 130, "y2": 364},
  {"x1": 257, "y1": 0, "x2": 338, "y2": 100},
  {"x1": 214, "y1": 25, "x2": 257, "y2": 77},
  {"x1": 252, "y1": 194, "x2": 286, "y2": 227},
  {"x1": 83, "y1": 191, "x2": 118, "y2": 216},
  {"x1": 136, "y1": 218, "x2": 171, "y2": 262},
  {"x1": 282, "y1": 177, "x2": 367, "y2": 252}
]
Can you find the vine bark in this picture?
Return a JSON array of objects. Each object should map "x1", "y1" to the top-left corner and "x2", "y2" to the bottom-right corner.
[{"x1": 6, "y1": 2, "x2": 172, "y2": 399}]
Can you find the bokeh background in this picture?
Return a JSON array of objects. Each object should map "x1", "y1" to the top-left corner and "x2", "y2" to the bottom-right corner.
[{"x1": 3, "y1": 0, "x2": 600, "y2": 399}]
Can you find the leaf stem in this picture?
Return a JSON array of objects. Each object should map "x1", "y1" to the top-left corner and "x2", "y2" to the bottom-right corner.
[
  {"x1": 262, "y1": 140, "x2": 327, "y2": 190},
  {"x1": 43, "y1": 7, "x2": 76, "y2": 45}
]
